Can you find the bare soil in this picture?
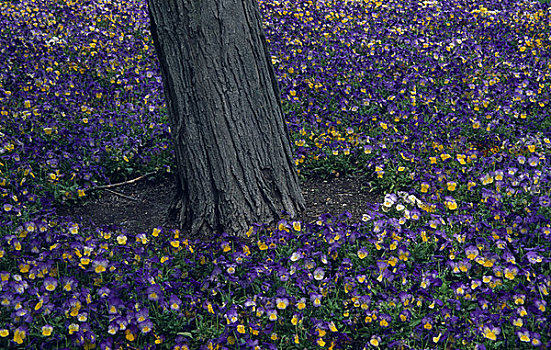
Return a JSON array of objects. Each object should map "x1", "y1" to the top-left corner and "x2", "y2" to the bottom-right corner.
[{"x1": 57, "y1": 174, "x2": 381, "y2": 237}]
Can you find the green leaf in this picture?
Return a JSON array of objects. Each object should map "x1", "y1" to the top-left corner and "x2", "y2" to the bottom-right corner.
[{"x1": 177, "y1": 332, "x2": 193, "y2": 338}]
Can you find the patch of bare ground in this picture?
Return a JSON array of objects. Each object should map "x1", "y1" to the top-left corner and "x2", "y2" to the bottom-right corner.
[{"x1": 57, "y1": 174, "x2": 381, "y2": 237}]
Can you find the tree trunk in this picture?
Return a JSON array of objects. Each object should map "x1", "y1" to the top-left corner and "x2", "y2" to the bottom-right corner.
[{"x1": 147, "y1": 0, "x2": 305, "y2": 237}]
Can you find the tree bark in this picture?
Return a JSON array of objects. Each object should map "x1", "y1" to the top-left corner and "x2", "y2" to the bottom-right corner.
[{"x1": 147, "y1": 0, "x2": 305, "y2": 237}]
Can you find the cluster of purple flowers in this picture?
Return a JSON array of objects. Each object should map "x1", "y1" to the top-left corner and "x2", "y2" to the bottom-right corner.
[{"x1": 1, "y1": 0, "x2": 550, "y2": 349}]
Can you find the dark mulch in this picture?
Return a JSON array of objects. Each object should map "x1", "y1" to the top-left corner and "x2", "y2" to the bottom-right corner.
[
  {"x1": 57, "y1": 174, "x2": 381, "y2": 237},
  {"x1": 299, "y1": 175, "x2": 380, "y2": 223}
]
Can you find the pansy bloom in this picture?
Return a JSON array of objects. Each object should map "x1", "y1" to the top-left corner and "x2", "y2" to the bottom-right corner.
[
  {"x1": 296, "y1": 297, "x2": 306, "y2": 310},
  {"x1": 482, "y1": 325, "x2": 501, "y2": 341},
  {"x1": 169, "y1": 295, "x2": 182, "y2": 311},
  {"x1": 146, "y1": 285, "x2": 162, "y2": 302},
  {"x1": 275, "y1": 297, "x2": 289, "y2": 310},
  {"x1": 43, "y1": 277, "x2": 58, "y2": 291},
  {"x1": 310, "y1": 293, "x2": 322, "y2": 307}
]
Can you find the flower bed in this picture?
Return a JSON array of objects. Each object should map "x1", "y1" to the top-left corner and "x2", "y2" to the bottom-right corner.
[{"x1": 0, "y1": 0, "x2": 550, "y2": 349}]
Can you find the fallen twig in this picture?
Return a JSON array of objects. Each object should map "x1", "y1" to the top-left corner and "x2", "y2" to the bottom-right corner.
[{"x1": 88, "y1": 172, "x2": 156, "y2": 191}]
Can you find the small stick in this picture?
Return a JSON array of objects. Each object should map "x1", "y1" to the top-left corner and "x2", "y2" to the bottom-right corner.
[
  {"x1": 103, "y1": 188, "x2": 139, "y2": 201},
  {"x1": 88, "y1": 172, "x2": 156, "y2": 191}
]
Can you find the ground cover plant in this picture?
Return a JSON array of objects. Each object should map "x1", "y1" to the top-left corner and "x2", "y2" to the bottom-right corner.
[{"x1": 1, "y1": 0, "x2": 550, "y2": 348}]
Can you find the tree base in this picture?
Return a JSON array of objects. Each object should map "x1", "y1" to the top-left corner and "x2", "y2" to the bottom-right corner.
[{"x1": 167, "y1": 172, "x2": 304, "y2": 238}]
